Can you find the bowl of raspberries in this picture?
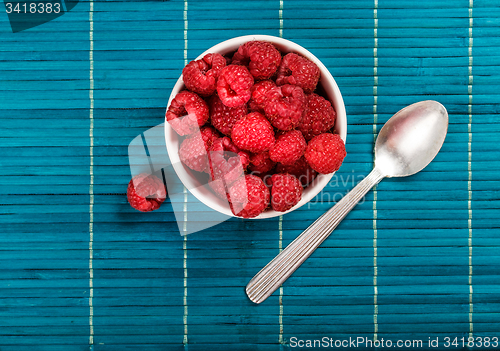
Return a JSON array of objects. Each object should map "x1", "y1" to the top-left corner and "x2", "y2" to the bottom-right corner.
[{"x1": 165, "y1": 35, "x2": 347, "y2": 219}]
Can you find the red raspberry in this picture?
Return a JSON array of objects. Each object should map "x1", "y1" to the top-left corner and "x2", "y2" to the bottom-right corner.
[
  {"x1": 179, "y1": 126, "x2": 219, "y2": 172},
  {"x1": 208, "y1": 137, "x2": 250, "y2": 198},
  {"x1": 264, "y1": 84, "x2": 306, "y2": 131},
  {"x1": 270, "y1": 173, "x2": 302, "y2": 212},
  {"x1": 276, "y1": 156, "x2": 317, "y2": 187},
  {"x1": 216, "y1": 65, "x2": 254, "y2": 107},
  {"x1": 232, "y1": 41, "x2": 282, "y2": 80},
  {"x1": 304, "y1": 133, "x2": 346, "y2": 174},
  {"x1": 248, "y1": 151, "x2": 276, "y2": 175},
  {"x1": 228, "y1": 174, "x2": 270, "y2": 218},
  {"x1": 182, "y1": 53, "x2": 226, "y2": 96},
  {"x1": 276, "y1": 53, "x2": 320, "y2": 93},
  {"x1": 257, "y1": 171, "x2": 274, "y2": 190},
  {"x1": 127, "y1": 173, "x2": 167, "y2": 212},
  {"x1": 209, "y1": 95, "x2": 247, "y2": 136},
  {"x1": 248, "y1": 80, "x2": 276, "y2": 112},
  {"x1": 208, "y1": 178, "x2": 228, "y2": 200},
  {"x1": 231, "y1": 112, "x2": 275, "y2": 153},
  {"x1": 299, "y1": 93, "x2": 337, "y2": 140},
  {"x1": 199, "y1": 125, "x2": 220, "y2": 145},
  {"x1": 269, "y1": 130, "x2": 306, "y2": 165},
  {"x1": 165, "y1": 91, "x2": 209, "y2": 136}
]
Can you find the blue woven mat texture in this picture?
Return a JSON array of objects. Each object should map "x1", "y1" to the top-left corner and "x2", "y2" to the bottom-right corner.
[{"x1": 1, "y1": 0, "x2": 499, "y2": 350}]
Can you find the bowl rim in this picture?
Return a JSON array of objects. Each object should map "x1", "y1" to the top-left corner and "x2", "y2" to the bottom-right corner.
[{"x1": 164, "y1": 34, "x2": 347, "y2": 219}]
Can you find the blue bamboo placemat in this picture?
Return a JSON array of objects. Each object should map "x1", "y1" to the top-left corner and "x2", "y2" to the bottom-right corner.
[{"x1": 1, "y1": 0, "x2": 499, "y2": 350}]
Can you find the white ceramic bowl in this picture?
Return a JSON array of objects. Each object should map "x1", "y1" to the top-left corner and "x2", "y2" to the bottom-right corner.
[{"x1": 165, "y1": 35, "x2": 347, "y2": 219}]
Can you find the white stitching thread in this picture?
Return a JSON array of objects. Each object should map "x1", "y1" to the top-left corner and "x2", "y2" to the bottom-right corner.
[
  {"x1": 373, "y1": 0, "x2": 379, "y2": 342},
  {"x1": 468, "y1": 0, "x2": 474, "y2": 339},
  {"x1": 89, "y1": 0, "x2": 94, "y2": 347},
  {"x1": 183, "y1": 0, "x2": 189, "y2": 347}
]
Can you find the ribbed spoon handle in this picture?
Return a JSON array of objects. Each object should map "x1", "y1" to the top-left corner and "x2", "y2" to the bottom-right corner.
[{"x1": 246, "y1": 167, "x2": 386, "y2": 304}]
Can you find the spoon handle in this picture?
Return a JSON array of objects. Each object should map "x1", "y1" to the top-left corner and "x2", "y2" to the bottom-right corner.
[{"x1": 246, "y1": 167, "x2": 386, "y2": 304}]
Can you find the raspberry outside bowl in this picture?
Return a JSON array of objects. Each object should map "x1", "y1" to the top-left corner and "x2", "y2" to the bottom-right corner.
[{"x1": 165, "y1": 35, "x2": 347, "y2": 219}]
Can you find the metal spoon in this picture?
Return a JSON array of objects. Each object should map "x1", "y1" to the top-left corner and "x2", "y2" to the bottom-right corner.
[{"x1": 246, "y1": 100, "x2": 449, "y2": 304}]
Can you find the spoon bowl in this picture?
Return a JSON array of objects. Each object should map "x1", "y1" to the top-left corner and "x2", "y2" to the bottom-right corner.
[
  {"x1": 375, "y1": 100, "x2": 448, "y2": 177},
  {"x1": 246, "y1": 100, "x2": 449, "y2": 304}
]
